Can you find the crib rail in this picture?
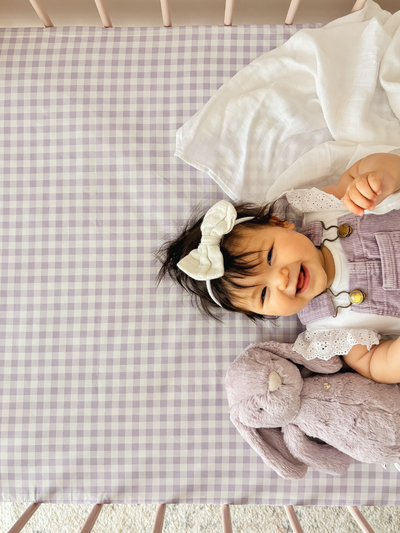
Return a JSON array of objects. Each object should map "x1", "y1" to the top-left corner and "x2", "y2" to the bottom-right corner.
[
  {"x1": 7, "y1": 503, "x2": 41, "y2": 533},
  {"x1": 28, "y1": 0, "x2": 53, "y2": 27},
  {"x1": 2, "y1": 3, "x2": 382, "y2": 532},
  {"x1": 28, "y1": 0, "x2": 171, "y2": 27},
  {"x1": 7, "y1": 503, "x2": 376, "y2": 532},
  {"x1": 27, "y1": 0, "x2": 367, "y2": 28}
]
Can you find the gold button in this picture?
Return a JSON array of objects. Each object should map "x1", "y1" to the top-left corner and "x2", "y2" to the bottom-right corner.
[
  {"x1": 349, "y1": 290, "x2": 366, "y2": 305},
  {"x1": 338, "y1": 224, "x2": 352, "y2": 238}
]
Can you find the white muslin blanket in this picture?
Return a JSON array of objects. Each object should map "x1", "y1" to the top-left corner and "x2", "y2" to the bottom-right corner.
[{"x1": 175, "y1": 0, "x2": 400, "y2": 203}]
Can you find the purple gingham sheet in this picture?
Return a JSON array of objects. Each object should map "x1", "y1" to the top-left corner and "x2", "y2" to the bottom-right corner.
[{"x1": 0, "y1": 24, "x2": 400, "y2": 505}]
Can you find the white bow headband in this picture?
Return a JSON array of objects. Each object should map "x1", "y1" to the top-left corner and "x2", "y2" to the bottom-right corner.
[{"x1": 177, "y1": 200, "x2": 254, "y2": 308}]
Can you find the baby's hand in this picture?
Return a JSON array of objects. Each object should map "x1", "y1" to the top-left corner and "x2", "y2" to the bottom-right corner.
[
  {"x1": 342, "y1": 171, "x2": 389, "y2": 216},
  {"x1": 326, "y1": 154, "x2": 400, "y2": 217}
]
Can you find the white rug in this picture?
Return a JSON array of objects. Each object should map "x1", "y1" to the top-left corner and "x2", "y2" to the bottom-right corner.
[{"x1": 1, "y1": 503, "x2": 400, "y2": 532}]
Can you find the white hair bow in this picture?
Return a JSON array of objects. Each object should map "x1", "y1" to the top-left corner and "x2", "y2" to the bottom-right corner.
[{"x1": 177, "y1": 200, "x2": 238, "y2": 281}]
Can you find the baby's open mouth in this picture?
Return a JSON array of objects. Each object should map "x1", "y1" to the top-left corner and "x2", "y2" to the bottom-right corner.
[{"x1": 296, "y1": 265, "x2": 309, "y2": 293}]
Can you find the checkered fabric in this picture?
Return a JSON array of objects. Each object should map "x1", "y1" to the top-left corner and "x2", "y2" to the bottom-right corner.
[{"x1": 0, "y1": 25, "x2": 399, "y2": 505}]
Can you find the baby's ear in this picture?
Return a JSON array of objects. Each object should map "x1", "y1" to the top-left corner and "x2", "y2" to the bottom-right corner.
[
  {"x1": 283, "y1": 221, "x2": 295, "y2": 230},
  {"x1": 269, "y1": 216, "x2": 294, "y2": 230}
]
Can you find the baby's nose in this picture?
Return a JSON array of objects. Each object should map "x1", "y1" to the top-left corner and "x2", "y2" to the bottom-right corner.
[{"x1": 274, "y1": 267, "x2": 290, "y2": 290}]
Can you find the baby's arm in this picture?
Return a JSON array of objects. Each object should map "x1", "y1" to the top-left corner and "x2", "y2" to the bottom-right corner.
[
  {"x1": 344, "y1": 338, "x2": 400, "y2": 384},
  {"x1": 324, "y1": 153, "x2": 400, "y2": 216}
]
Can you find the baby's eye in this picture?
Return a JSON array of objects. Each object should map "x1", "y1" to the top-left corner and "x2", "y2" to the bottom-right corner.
[
  {"x1": 267, "y1": 247, "x2": 273, "y2": 265},
  {"x1": 261, "y1": 287, "x2": 267, "y2": 303}
]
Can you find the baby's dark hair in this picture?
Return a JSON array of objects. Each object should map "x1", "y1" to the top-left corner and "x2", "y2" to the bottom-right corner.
[{"x1": 157, "y1": 201, "x2": 284, "y2": 321}]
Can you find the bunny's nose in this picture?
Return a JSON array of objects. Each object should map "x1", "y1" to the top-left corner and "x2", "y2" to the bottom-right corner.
[{"x1": 268, "y1": 371, "x2": 281, "y2": 392}]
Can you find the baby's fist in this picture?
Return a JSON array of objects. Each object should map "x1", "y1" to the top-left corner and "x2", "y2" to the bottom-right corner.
[{"x1": 342, "y1": 172, "x2": 383, "y2": 216}]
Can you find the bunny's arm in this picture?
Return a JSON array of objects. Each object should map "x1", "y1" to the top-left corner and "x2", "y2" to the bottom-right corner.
[
  {"x1": 253, "y1": 341, "x2": 343, "y2": 374},
  {"x1": 283, "y1": 424, "x2": 352, "y2": 476}
]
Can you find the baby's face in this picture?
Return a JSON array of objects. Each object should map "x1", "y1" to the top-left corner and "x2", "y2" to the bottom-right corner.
[{"x1": 229, "y1": 222, "x2": 333, "y2": 317}]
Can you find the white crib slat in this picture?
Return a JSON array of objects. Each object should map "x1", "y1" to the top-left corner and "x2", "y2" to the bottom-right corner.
[
  {"x1": 224, "y1": 0, "x2": 234, "y2": 26},
  {"x1": 347, "y1": 507, "x2": 375, "y2": 533},
  {"x1": 351, "y1": 0, "x2": 367, "y2": 12},
  {"x1": 284, "y1": 506, "x2": 304, "y2": 533},
  {"x1": 28, "y1": 0, "x2": 54, "y2": 27},
  {"x1": 221, "y1": 504, "x2": 233, "y2": 533},
  {"x1": 285, "y1": 0, "x2": 302, "y2": 25},
  {"x1": 286, "y1": 0, "x2": 366, "y2": 25},
  {"x1": 159, "y1": 0, "x2": 172, "y2": 27},
  {"x1": 93, "y1": 0, "x2": 113, "y2": 27},
  {"x1": 80, "y1": 504, "x2": 103, "y2": 533},
  {"x1": 152, "y1": 504, "x2": 167, "y2": 533},
  {"x1": 7, "y1": 503, "x2": 41, "y2": 533}
]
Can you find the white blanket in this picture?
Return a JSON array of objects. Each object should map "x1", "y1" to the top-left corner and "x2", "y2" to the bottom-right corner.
[{"x1": 175, "y1": 0, "x2": 400, "y2": 204}]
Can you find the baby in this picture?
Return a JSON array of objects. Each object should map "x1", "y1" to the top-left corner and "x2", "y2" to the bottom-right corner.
[{"x1": 158, "y1": 152, "x2": 400, "y2": 384}]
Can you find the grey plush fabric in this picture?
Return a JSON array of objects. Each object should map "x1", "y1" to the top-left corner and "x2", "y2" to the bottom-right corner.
[{"x1": 226, "y1": 341, "x2": 400, "y2": 479}]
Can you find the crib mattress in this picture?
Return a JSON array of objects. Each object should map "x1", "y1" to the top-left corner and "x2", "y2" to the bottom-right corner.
[{"x1": 0, "y1": 24, "x2": 399, "y2": 504}]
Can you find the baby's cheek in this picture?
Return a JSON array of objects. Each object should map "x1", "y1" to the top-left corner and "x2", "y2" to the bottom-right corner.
[{"x1": 279, "y1": 299, "x2": 304, "y2": 317}]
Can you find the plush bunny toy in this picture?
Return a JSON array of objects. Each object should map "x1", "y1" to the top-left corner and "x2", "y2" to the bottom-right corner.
[{"x1": 225, "y1": 341, "x2": 400, "y2": 479}]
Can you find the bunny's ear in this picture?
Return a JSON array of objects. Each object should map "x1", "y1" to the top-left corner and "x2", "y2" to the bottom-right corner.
[
  {"x1": 251, "y1": 341, "x2": 343, "y2": 374},
  {"x1": 231, "y1": 415, "x2": 308, "y2": 479}
]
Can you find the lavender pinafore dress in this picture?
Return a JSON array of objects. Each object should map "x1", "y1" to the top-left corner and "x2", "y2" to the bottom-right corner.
[{"x1": 296, "y1": 210, "x2": 400, "y2": 325}]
